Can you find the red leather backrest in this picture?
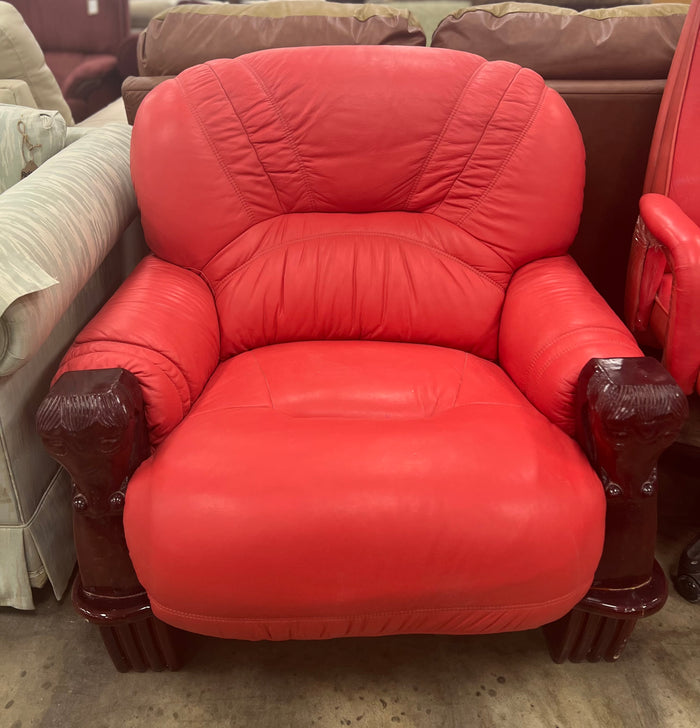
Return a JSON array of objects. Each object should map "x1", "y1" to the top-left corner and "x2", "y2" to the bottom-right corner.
[
  {"x1": 645, "y1": 0, "x2": 700, "y2": 225},
  {"x1": 131, "y1": 46, "x2": 584, "y2": 360}
]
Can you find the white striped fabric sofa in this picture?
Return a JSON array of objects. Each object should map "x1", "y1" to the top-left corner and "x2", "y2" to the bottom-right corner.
[{"x1": 0, "y1": 123, "x2": 145, "y2": 609}]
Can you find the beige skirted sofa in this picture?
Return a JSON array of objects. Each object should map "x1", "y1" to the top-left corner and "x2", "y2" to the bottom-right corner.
[
  {"x1": 1, "y1": 0, "x2": 140, "y2": 609},
  {"x1": 0, "y1": 124, "x2": 145, "y2": 609}
]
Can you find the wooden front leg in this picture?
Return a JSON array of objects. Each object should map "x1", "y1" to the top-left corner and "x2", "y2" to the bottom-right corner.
[
  {"x1": 37, "y1": 369, "x2": 179, "y2": 672},
  {"x1": 545, "y1": 357, "x2": 688, "y2": 663}
]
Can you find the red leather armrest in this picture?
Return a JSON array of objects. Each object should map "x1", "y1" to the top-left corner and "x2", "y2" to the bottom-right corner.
[
  {"x1": 499, "y1": 256, "x2": 641, "y2": 435},
  {"x1": 55, "y1": 255, "x2": 220, "y2": 445},
  {"x1": 628, "y1": 193, "x2": 700, "y2": 393}
]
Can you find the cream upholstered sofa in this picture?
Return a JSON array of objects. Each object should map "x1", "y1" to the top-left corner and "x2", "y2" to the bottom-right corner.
[
  {"x1": 1, "y1": 1, "x2": 138, "y2": 608},
  {"x1": 0, "y1": 123, "x2": 145, "y2": 609}
]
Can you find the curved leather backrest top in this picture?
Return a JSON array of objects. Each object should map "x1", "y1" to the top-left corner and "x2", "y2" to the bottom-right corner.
[
  {"x1": 137, "y1": 1, "x2": 426, "y2": 76},
  {"x1": 432, "y1": 2, "x2": 689, "y2": 80},
  {"x1": 131, "y1": 45, "x2": 584, "y2": 361}
]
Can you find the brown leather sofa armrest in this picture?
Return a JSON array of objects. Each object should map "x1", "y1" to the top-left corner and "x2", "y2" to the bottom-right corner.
[{"x1": 122, "y1": 75, "x2": 173, "y2": 124}]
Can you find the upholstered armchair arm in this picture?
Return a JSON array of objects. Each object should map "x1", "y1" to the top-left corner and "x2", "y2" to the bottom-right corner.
[
  {"x1": 625, "y1": 193, "x2": 700, "y2": 393},
  {"x1": 501, "y1": 257, "x2": 689, "y2": 662},
  {"x1": 499, "y1": 255, "x2": 643, "y2": 436},
  {"x1": 0, "y1": 125, "x2": 134, "y2": 377},
  {"x1": 53, "y1": 255, "x2": 220, "y2": 445},
  {"x1": 35, "y1": 254, "x2": 214, "y2": 671}
]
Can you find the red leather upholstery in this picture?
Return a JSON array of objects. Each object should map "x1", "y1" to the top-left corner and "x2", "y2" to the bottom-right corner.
[
  {"x1": 55, "y1": 46, "x2": 643, "y2": 639},
  {"x1": 500, "y1": 256, "x2": 642, "y2": 435},
  {"x1": 56, "y1": 256, "x2": 219, "y2": 445},
  {"x1": 625, "y1": 0, "x2": 700, "y2": 393},
  {"x1": 126, "y1": 340, "x2": 605, "y2": 639}
]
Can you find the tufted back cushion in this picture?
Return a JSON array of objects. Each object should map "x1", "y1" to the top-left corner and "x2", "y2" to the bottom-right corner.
[{"x1": 131, "y1": 45, "x2": 584, "y2": 360}]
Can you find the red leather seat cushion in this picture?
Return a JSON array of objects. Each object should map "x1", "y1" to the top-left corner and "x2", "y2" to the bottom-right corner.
[{"x1": 124, "y1": 341, "x2": 605, "y2": 639}]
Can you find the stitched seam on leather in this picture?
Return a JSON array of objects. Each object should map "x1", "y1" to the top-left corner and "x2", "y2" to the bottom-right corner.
[
  {"x1": 523, "y1": 327, "x2": 635, "y2": 393},
  {"x1": 654, "y1": 296, "x2": 670, "y2": 316},
  {"x1": 435, "y1": 66, "x2": 520, "y2": 221},
  {"x1": 452, "y1": 353, "x2": 469, "y2": 408},
  {"x1": 176, "y1": 70, "x2": 257, "y2": 226},
  {"x1": 248, "y1": 350, "x2": 274, "y2": 407},
  {"x1": 184, "y1": 401, "x2": 530, "y2": 420},
  {"x1": 404, "y1": 61, "x2": 484, "y2": 209},
  {"x1": 208, "y1": 64, "x2": 286, "y2": 216},
  {"x1": 151, "y1": 588, "x2": 582, "y2": 622},
  {"x1": 239, "y1": 57, "x2": 320, "y2": 211},
  {"x1": 213, "y1": 230, "x2": 506, "y2": 292},
  {"x1": 61, "y1": 342, "x2": 191, "y2": 412},
  {"x1": 181, "y1": 265, "x2": 223, "y2": 360},
  {"x1": 426, "y1": 211, "x2": 514, "y2": 272},
  {"x1": 457, "y1": 78, "x2": 547, "y2": 228}
]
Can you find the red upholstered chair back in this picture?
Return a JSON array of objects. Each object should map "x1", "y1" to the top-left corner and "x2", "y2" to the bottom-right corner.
[
  {"x1": 624, "y1": 0, "x2": 700, "y2": 394},
  {"x1": 132, "y1": 46, "x2": 584, "y2": 362},
  {"x1": 644, "y1": 0, "x2": 700, "y2": 221}
]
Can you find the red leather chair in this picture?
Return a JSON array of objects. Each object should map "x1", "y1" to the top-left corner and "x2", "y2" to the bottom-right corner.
[
  {"x1": 626, "y1": 0, "x2": 700, "y2": 602},
  {"x1": 38, "y1": 45, "x2": 686, "y2": 672}
]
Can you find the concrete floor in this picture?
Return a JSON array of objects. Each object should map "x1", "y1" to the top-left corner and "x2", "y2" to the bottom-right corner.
[{"x1": 1, "y1": 462, "x2": 698, "y2": 728}]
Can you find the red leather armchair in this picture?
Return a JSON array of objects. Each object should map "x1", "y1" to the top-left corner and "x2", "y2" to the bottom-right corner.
[
  {"x1": 38, "y1": 46, "x2": 686, "y2": 672},
  {"x1": 9, "y1": 0, "x2": 130, "y2": 121},
  {"x1": 625, "y1": 0, "x2": 700, "y2": 602}
]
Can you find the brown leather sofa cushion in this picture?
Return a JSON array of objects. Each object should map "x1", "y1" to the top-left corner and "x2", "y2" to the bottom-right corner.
[
  {"x1": 137, "y1": 1, "x2": 426, "y2": 77},
  {"x1": 122, "y1": 74, "x2": 172, "y2": 124},
  {"x1": 432, "y1": 3, "x2": 689, "y2": 79}
]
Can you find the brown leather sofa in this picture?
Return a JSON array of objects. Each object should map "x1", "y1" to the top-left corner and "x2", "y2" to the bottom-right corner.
[
  {"x1": 121, "y1": 1, "x2": 426, "y2": 123},
  {"x1": 432, "y1": 2, "x2": 689, "y2": 316}
]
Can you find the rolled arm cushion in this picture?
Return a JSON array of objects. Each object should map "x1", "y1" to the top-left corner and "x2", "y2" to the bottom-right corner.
[
  {"x1": 0, "y1": 124, "x2": 134, "y2": 377},
  {"x1": 626, "y1": 193, "x2": 700, "y2": 393},
  {"x1": 137, "y1": 1, "x2": 426, "y2": 76},
  {"x1": 499, "y1": 255, "x2": 642, "y2": 435},
  {"x1": 54, "y1": 255, "x2": 220, "y2": 445},
  {"x1": 432, "y1": 3, "x2": 688, "y2": 80},
  {"x1": 0, "y1": 104, "x2": 66, "y2": 193}
]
